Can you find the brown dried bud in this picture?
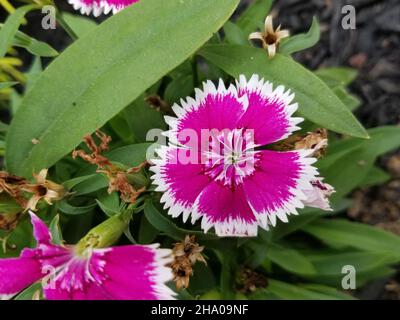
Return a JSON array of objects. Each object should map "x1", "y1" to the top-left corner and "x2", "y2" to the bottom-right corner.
[{"x1": 170, "y1": 235, "x2": 206, "y2": 290}]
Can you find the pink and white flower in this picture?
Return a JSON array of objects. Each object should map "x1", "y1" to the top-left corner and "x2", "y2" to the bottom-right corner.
[
  {"x1": 68, "y1": 0, "x2": 139, "y2": 16},
  {"x1": 0, "y1": 212, "x2": 175, "y2": 300},
  {"x1": 151, "y1": 74, "x2": 333, "y2": 237},
  {"x1": 303, "y1": 178, "x2": 335, "y2": 211}
]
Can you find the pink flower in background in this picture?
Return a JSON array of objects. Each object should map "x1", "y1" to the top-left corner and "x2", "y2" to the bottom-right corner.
[
  {"x1": 68, "y1": 0, "x2": 139, "y2": 16},
  {"x1": 0, "y1": 212, "x2": 175, "y2": 300},
  {"x1": 151, "y1": 74, "x2": 333, "y2": 237}
]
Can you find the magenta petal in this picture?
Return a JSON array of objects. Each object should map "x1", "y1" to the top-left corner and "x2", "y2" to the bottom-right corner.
[
  {"x1": 0, "y1": 257, "x2": 42, "y2": 296},
  {"x1": 166, "y1": 80, "x2": 247, "y2": 149},
  {"x1": 151, "y1": 146, "x2": 211, "y2": 222},
  {"x1": 29, "y1": 211, "x2": 52, "y2": 244},
  {"x1": 195, "y1": 181, "x2": 258, "y2": 237},
  {"x1": 236, "y1": 75, "x2": 303, "y2": 145},
  {"x1": 243, "y1": 150, "x2": 318, "y2": 227},
  {"x1": 44, "y1": 245, "x2": 174, "y2": 300},
  {"x1": 43, "y1": 256, "x2": 111, "y2": 300},
  {"x1": 100, "y1": 245, "x2": 174, "y2": 300}
]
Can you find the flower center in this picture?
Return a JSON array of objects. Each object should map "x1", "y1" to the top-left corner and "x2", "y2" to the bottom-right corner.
[{"x1": 203, "y1": 129, "x2": 259, "y2": 187}]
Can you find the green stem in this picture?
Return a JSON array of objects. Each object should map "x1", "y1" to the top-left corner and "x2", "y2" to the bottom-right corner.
[
  {"x1": 220, "y1": 242, "x2": 236, "y2": 300},
  {"x1": 56, "y1": 11, "x2": 78, "y2": 41}
]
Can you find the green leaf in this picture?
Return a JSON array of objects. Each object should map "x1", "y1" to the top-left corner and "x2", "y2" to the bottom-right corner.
[
  {"x1": 332, "y1": 86, "x2": 361, "y2": 111},
  {"x1": 96, "y1": 190, "x2": 121, "y2": 217},
  {"x1": 57, "y1": 199, "x2": 97, "y2": 215},
  {"x1": 280, "y1": 17, "x2": 320, "y2": 55},
  {"x1": 123, "y1": 97, "x2": 166, "y2": 142},
  {"x1": 315, "y1": 67, "x2": 358, "y2": 87},
  {"x1": 236, "y1": 0, "x2": 273, "y2": 35},
  {"x1": 13, "y1": 282, "x2": 42, "y2": 300},
  {"x1": 223, "y1": 21, "x2": 248, "y2": 45},
  {"x1": 301, "y1": 249, "x2": 397, "y2": 287},
  {"x1": 267, "y1": 279, "x2": 348, "y2": 300},
  {"x1": 0, "y1": 4, "x2": 38, "y2": 58},
  {"x1": 11, "y1": 29, "x2": 58, "y2": 57},
  {"x1": 61, "y1": 13, "x2": 98, "y2": 38},
  {"x1": 49, "y1": 214, "x2": 63, "y2": 245},
  {"x1": 0, "y1": 81, "x2": 17, "y2": 90},
  {"x1": 6, "y1": 0, "x2": 239, "y2": 177},
  {"x1": 270, "y1": 200, "x2": 352, "y2": 241},
  {"x1": 25, "y1": 57, "x2": 43, "y2": 91},
  {"x1": 265, "y1": 242, "x2": 316, "y2": 275},
  {"x1": 198, "y1": 44, "x2": 368, "y2": 138},
  {"x1": 138, "y1": 213, "x2": 159, "y2": 244},
  {"x1": 164, "y1": 75, "x2": 194, "y2": 105},
  {"x1": 359, "y1": 166, "x2": 390, "y2": 187},
  {"x1": 319, "y1": 126, "x2": 400, "y2": 197},
  {"x1": 299, "y1": 284, "x2": 355, "y2": 300},
  {"x1": 143, "y1": 199, "x2": 218, "y2": 241},
  {"x1": 302, "y1": 219, "x2": 400, "y2": 259}
]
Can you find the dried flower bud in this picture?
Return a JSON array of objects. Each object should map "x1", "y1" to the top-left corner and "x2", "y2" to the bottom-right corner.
[{"x1": 170, "y1": 235, "x2": 206, "y2": 290}]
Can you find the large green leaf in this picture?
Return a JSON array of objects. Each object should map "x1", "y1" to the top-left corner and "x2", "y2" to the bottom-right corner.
[
  {"x1": 198, "y1": 44, "x2": 367, "y2": 138},
  {"x1": 62, "y1": 13, "x2": 98, "y2": 38},
  {"x1": 6, "y1": 0, "x2": 239, "y2": 177}
]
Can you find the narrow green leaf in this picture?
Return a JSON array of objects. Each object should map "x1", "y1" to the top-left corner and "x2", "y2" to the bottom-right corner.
[
  {"x1": 11, "y1": 29, "x2": 58, "y2": 57},
  {"x1": 57, "y1": 199, "x2": 97, "y2": 215},
  {"x1": 13, "y1": 282, "x2": 42, "y2": 300},
  {"x1": 319, "y1": 126, "x2": 400, "y2": 196},
  {"x1": 301, "y1": 249, "x2": 397, "y2": 287},
  {"x1": 138, "y1": 214, "x2": 159, "y2": 244},
  {"x1": 302, "y1": 219, "x2": 400, "y2": 259},
  {"x1": 299, "y1": 284, "x2": 355, "y2": 300},
  {"x1": 144, "y1": 200, "x2": 218, "y2": 241},
  {"x1": 267, "y1": 279, "x2": 347, "y2": 300},
  {"x1": 96, "y1": 190, "x2": 121, "y2": 217},
  {"x1": 236, "y1": 0, "x2": 273, "y2": 34},
  {"x1": 49, "y1": 214, "x2": 63, "y2": 245},
  {"x1": 265, "y1": 242, "x2": 316, "y2": 275},
  {"x1": 6, "y1": 0, "x2": 239, "y2": 177},
  {"x1": 332, "y1": 86, "x2": 361, "y2": 111},
  {"x1": 198, "y1": 44, "x2": 368, "y2": 138},
  {"x1": 280, "y1": 17, "x2": 320, "y2": 55},
  {"x1": 0, "y1": 5, "x2": 38, "y2": 58},
  {"x1": 359, "y1": 166, "x2": 390, "y2": 187},
  {"x1": 0, "y1": 81, "x2": 17, "y2": 90},
  {"x1": 315, "y1": 67, "x2": 358, "y2": 87},
  {"x1": 223, "y1": 21, "x2": 248, "y2": 45}
]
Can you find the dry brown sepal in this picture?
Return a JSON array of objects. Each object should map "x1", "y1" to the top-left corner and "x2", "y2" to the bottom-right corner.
[{"x1": 72, "y1": 130, "x2": 147, "y2": 204}]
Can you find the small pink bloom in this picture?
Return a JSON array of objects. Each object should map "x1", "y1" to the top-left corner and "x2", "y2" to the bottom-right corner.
[
  {"x1": 68, "y1": 0, "x2": 140, "y2": 16},
  {"x1": 303, "y1": 178, "x2": 335, "y2": 211},
  {"x1": 151, "y1": 74, "x2": 332, "y2": 237},
  {"x1": 0, "y1": 212, "x2": 175, "y2": 300}
]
